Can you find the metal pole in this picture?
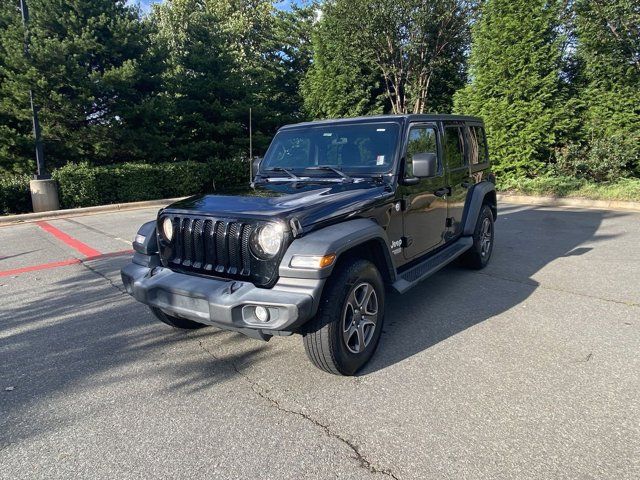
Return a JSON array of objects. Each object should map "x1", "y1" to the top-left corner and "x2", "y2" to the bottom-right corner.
[
  {"x1": 249, "y1": 107, "x2": 253, "y2": 182},
  {"x1": 20, "y1": 0, "x2": 47, "y2": 179}
]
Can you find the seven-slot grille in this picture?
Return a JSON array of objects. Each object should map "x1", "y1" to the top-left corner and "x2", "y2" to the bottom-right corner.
[{"x1": 163, "y1": 216, "x2": 254, "y2": 277}]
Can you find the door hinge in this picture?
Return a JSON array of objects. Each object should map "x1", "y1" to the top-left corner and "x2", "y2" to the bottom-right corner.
[
  {"x1": 401, "y1": 236, "x2": 412, "y2": 247},
  {"x1": 446, "y1": 217, "x2": 453, "y2": 228}
]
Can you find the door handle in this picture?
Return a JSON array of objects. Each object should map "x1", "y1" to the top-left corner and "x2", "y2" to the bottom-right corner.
[
  {"x1": 434, "y1": 187, "x2": 450, "y2": 198},
  {"x1": 461, "y1": 181, "x2": 473, "y2": 188}
]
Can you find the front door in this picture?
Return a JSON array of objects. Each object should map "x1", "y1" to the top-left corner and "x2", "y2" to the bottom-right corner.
[{"x1": 400, "y1": 124, "x2": 448, "y2": 260}]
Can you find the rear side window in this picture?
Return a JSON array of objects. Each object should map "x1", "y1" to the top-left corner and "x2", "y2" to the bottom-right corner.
[
  {"x1": 467, "y1": 126, "x2": 489, "y2": 165},
  {"x1": 443, "y1": 126, "x2": 465, "y2": 169},
  {"x1": 469, "y1": 125, "x2": 489, "y2": 165}
]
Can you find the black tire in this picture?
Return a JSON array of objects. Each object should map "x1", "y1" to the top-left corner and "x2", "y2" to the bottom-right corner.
[
  {"x1": 150, "y1": 307, "x2": 208, "y2": 330},
  {"x1": 461, "y1": 204, "x2": 494, "y2": 269},
  {"x1": 303, "y1": 259, "x2": 385, "y2": 375}
]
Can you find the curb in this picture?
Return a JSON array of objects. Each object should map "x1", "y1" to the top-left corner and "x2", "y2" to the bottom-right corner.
[
  {"x1": 497, "y1": 193, "x2": 640, "y2": 212},
  {"x1": 0, "y1": 197, "x2": 186, "y2": 226}
]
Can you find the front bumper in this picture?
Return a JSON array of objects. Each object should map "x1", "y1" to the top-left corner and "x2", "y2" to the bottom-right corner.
[{"x1": 121, "y1": 261, "x2": 324, "y2": 336}]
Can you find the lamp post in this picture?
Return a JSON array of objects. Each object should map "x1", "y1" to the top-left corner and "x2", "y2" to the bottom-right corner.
[
  {"x1": 19, "y1": 0, "x2": 46, "y2": 179},
  {"x1": 20, "y1": 0, "x2": 59, "y2": 211}
]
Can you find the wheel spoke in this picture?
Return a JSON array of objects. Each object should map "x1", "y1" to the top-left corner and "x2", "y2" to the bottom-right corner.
[
  {"x1": 356, "y1": 323, "x2": 366, "y2": 352},
  {"x1": 354, "y1": 283, "x2": 369, "y2": 308}
]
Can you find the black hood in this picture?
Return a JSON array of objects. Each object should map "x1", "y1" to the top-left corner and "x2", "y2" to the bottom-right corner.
[{"x1": 163, "y1": 180, "x2": 394, "y2": 231}]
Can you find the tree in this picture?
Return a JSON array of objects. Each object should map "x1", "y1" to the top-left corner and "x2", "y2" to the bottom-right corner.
[
  {"x1": 303, "y1": 0, "x2": 470, "y2": 118},
  {"x1": 301, "y1": 1, "x2": 386, "y2": 119},
  {"x1": 454, "y1": 0, "x2": 566, "y2": 177},
  {"x1": 573, "y1": 0, "x2": 640, "y2": 178},
  {"x1": 0, "y1": 0, "x2": 163, "y2": 174},
  {"x1": 152, "y1": 0, "x2": 313, "y2": 160}
]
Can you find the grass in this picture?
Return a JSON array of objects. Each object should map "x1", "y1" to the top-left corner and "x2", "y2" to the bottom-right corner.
[{"x1": 497, "y1": 176, "x2": 640, "y2": 202}]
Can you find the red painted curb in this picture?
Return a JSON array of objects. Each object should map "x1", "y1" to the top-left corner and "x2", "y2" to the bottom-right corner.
[
  {"x1": 0, "y1": 258, "x2": 80, "y2": 277},
  {"x1": 36, "y1": 221, "x2": 102, "y2": 258},
  {"x1": 0, "y1": 250, "x2": 134, "y2": 278}
]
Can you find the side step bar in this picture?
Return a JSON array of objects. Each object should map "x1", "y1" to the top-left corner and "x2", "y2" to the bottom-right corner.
[{"x1": 392, "y1": 237, "x2": 473, "y2": 294}]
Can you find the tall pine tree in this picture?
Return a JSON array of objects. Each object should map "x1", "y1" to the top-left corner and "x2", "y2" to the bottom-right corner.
[
  {"x1": 0, "y1": 0, "x2": 162, "y2": 174},
  {"x1": 574, "y1": 0, "x2": 640, "y2": 178},
  {"x1": 454, "y1": 0, "x2": 566, "y2": 177}
]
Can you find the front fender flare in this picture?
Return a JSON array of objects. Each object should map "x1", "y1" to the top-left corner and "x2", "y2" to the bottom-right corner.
[{"x1": 279, "y1": 218, "x2": 395, "y2": 280}]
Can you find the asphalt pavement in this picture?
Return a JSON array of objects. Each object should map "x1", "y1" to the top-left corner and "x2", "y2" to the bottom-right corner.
[{"x1": 1, "y1": 204, "x2": 638, "y2": 479}]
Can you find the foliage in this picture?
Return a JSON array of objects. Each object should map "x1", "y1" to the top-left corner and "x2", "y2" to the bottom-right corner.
[
  {"x1": 454, "y1": 0, "x2": 567, "y2": 178},
  {"x1": 573, "y1": 0, "x2": 640, "y2": 178},
  {"x1": 301, "y1": 2, "x2": 386, "y2": 119},
  {"x1": 498, "y1": 175, "x2": 640, "y2": 202},
  {"x1": 555, "y1": 136, "x2": 639, "y2": 182},
  {"x1": 303, "y1": 0, "x2": 471, "y2": 118},
  {"x1": 153, "y1": 0, "x2": 314, "y2": 160},
  {"x1": 0, "y1": 0, "x2": 164, "y2": 174},
  {"x1": 0, "y1": 174, "x2": 31, "y2": 214},
  {"x1": 53, "y1": 159, "x2": 246, "y2": 209}
]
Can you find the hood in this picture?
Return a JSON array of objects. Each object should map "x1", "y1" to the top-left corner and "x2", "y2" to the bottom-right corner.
[{"x1": 164, "y1": 180, "x2": 394, "y2": 230}]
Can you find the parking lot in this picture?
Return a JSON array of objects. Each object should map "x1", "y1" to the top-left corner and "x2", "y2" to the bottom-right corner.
[{"x1": 1, "y1": 203, "x2": 639, "y2": 479}]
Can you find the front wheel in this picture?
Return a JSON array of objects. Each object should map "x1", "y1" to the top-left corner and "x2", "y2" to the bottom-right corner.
[
  {"x1": 461, "y1": 204, "x2": 495, "y2": 269},
  {"x1": 150, "y1": 307, "x2": 208, "y2": 329},
  {"x1": 303, "y1": 259, "x2": 385, "y2": 375}
]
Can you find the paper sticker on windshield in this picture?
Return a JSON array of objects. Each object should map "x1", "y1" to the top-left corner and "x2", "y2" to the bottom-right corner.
[
  {"x1": 323, "y1": 133, "x2": 332, "y2": 137},
  {"x1": 376, "y1": 155, "x2": 385, "y2": 165},
  {"x1": 376, "y1": 128, "x2": 386, "y2": 132}
]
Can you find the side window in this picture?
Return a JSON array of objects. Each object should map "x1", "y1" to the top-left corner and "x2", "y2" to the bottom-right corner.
[
  {"x1": 405, "y1": 127, "x2": 437, "y2": 177},
  {"x1": 474, "y1": 126, "x2": 489, "y2": 164},
  {"x1": 443, "y1": 127, "x2": 465, "y2": 169},
  {"x1": 467, "y1": 127, "x2": 479, "y2": 165}
]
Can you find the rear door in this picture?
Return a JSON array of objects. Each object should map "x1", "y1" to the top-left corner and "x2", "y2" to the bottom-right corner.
[
  {"x1": 443, "y1": 123, "x2": 471, "y2": 239},
  {"x1": 400, "y1": 123, "x2": 448, "y2": 260}
]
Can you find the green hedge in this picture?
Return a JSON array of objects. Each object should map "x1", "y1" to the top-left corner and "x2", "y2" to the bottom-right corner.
[
  {"x1": 0, "y1": 174, "x2": 32, "y2": 215},
  {"x1": 53, "y1": 159, "x2": 247, "y2": 209},
  {"x1": 0, "y1": 159, "x2": 247, "y2": 214}
]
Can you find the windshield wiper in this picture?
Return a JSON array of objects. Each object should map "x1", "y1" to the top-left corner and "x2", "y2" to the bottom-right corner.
[
  {"x1": 305, "y1": 166, "x2": 353, "y2": 182},
  {"x1": 263, "y1": 167, "x2": 300, "y2": 180}
]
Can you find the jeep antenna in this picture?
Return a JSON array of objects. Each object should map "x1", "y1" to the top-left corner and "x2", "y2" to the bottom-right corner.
[{"x1": 249, "y1": 107, "x2": 253, "y2": 182}]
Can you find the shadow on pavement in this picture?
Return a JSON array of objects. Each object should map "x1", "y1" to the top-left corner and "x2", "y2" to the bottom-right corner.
[{"x1": 363, "y1": 205, "x2": 626, "y2": 373}]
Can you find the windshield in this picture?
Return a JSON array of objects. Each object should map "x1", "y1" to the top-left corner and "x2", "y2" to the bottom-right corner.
[{"x1": 260, "y1": 122, "x2": 400, "y2": 176}]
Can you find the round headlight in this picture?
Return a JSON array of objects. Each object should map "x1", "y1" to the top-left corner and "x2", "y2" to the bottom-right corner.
[
  {"x1": 256, "y1": 223, "x2": 283, "y2": 257},
  {"x1": 162, "y1": 217, "x2": 173, "y2": 242}
]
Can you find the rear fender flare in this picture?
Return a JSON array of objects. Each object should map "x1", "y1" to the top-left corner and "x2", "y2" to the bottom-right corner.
[{"x1": 462, "y1": 182, "x2": 496, "y2": 236}]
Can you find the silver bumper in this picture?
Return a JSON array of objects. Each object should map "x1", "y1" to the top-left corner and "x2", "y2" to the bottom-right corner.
[{"x1": 121, "y1": 262, "x2": 324, "y2": 334}]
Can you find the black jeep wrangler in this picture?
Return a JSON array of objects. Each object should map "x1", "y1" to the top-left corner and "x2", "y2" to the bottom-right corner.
[{"x1": 121, "y1": 114, "x2": 496, "y2": 375}]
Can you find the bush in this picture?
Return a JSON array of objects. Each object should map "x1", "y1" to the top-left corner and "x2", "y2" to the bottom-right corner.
[
  {"x1": 0, "y1": 174, "x2": 32, "y2": 215},
  {"x1": 554, "y1": 136, "x2": 639, "y2": 182},
  {"x1": 53, "y1": 159, "x2": 247, "y2": 209}
]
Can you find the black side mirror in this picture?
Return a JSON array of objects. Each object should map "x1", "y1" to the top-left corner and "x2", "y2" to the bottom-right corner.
[
  {"x1": 412, "y1": 152, "x2": 438, "y2": 178},
  {"x1": 252, "y1": 157, "x2": 262, "y2": 178}
]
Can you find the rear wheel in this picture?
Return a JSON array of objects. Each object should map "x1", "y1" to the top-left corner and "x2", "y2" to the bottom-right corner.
[
  {"x1": 461, "y1": 204, "x2": 494, "y2": 269},
  {"x1": 150, "y1": 307, "x2": 207, "y2": 329},
  {"x1": 303, "y1": 259, "x2": 385, "y2": 375}
]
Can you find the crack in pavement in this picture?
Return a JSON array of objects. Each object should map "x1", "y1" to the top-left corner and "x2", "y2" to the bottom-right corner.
[
  {"x1": 79, "y1": 260, "x2": 127, "y2": 294},
  {"x1": 196, "y1": 339, "x2": 400, "y2": 480},
  {"x1": 472, "y1": 270, "x2": 640, "y2": 308}
]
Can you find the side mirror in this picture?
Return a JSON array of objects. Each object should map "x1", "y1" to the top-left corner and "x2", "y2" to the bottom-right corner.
[
  {"x1": 252, "y1": 156, "x2": 262, "y2": 178},
  {"x1": 412, "y1": 152, "x2": 438, "y2": 178}
]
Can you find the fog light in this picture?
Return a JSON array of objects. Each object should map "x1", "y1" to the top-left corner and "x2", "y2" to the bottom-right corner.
[{"x1": 255, "y1": 305, "x2": 270, "y2": 323}]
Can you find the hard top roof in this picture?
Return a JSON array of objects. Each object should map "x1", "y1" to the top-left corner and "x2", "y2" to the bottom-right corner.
[{"x1": 279, "y1": 114, "x2": 483, "y2": 130}]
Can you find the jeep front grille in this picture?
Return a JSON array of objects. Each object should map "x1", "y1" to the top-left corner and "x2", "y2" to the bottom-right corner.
[{"x1": 164, "y1": 216, "x2": 254, "y2": 277}]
